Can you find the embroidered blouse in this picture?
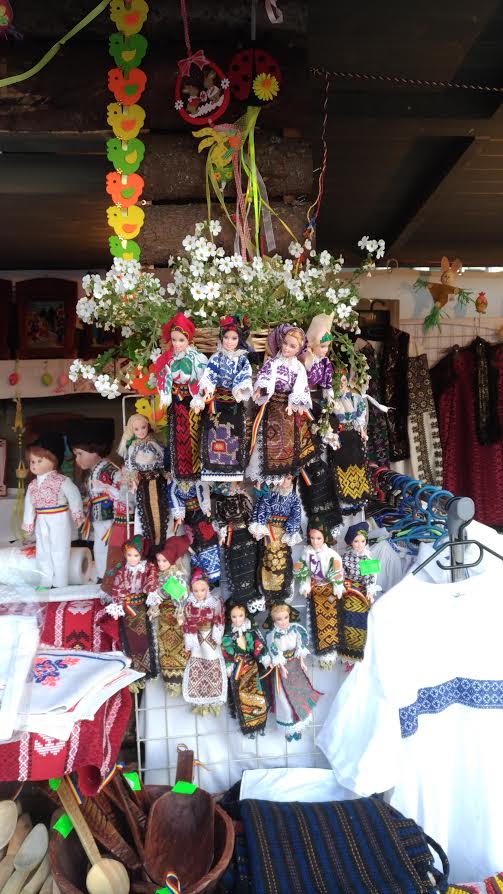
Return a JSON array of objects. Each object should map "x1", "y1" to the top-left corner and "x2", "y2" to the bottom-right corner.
[
  {"x1": 22, "y1": 471, "x2": 83, "y2": 533},
  {"x1": 86, "y1": 459, "x2": 119, "y2": 522},
  {"x1": 182, "y1": 592, "x2": 225, "y2": 652},
  {"x1": 253, "y1": 355, "x2": 312, "y2": 411},
  {"x1": 213, "y1": 489, "x2": 253, "y2": 536},
  {"x1": 306, "y1": 356, "x2": 334, "y2": 395},
  {"x1": 249, "y1": 489, "x2": 302, "y2": 546},
  {"x1": 107, "y1": 559, "x2": 159, "y2": 618},
  {"x1": 155, "y1": 347, "x2": 208, "y2": 407},
  {"x1": 222, "y1": 620, "x2": 267, "y2": 669},
  {"x1": 167, "y1": 479, "x2": 211, "y2": 519},
  {"x1": 294, "y1": 543, "x2": 344, "y2": 596},
  {"x1": 191, "y1": 349, "x2": 253, "y2": 410},
  {"x1": 126, "y1": 436, "x2": 165, "y2": 473},
  {"x1": 332, "y1": 390, "x2": 367, "y2": 433},
  {"x1": 265, "y1": 623, "x2": 310, "y2": 667}
]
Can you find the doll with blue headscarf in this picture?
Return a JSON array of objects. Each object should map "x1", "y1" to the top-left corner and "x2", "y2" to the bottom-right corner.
[{"x1": 191, "y1": 314, "x2": 253, "y2": 482}]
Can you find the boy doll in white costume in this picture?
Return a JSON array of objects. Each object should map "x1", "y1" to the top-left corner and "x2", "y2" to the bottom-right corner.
[{"x1": 22, "y1": 433, "x2": 83, "y2": 588}]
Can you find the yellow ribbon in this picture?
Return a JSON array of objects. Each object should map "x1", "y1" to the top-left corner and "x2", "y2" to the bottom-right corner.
[{"x1": 0, "y1": 0, "x2": 110, "y2": 89}]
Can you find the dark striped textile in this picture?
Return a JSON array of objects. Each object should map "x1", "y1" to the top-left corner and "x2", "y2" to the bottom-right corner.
[{"x1": 237, "y1": 797, "x2": 450, "y2": 894}]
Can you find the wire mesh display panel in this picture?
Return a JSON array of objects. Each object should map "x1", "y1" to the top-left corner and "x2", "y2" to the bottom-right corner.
[{"x1": 400, "y1": 316, "x2": 503, "y2": 368}]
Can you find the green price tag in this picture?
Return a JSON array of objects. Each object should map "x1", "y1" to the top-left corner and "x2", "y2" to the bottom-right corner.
[
  {"x1": 48, "y1": 778, "x2": 61, "y2": 791},
  {"x1": 162, "y1": 577, "x2": 186, "y2": 602},
  {"x1": 172, "y1": 780, "x2": 197, "y2": 795},
  {"x1": 53, "y1": 814, "x2": 74, "y2": 838},
  {"x1": 123, "y1": 771, "x2": 142, "y2": 791},
  {"x1": 359, "y1": 559, "x2": 381, "y2": 574}
]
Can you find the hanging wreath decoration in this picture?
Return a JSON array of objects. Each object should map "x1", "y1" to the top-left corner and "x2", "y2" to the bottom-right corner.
[
  {"x1": 106, "y1": 0, "x2": 148, "y2": 263},
  {"x1": 174, "y1": 0, "x2": 230, "y2": 126}
]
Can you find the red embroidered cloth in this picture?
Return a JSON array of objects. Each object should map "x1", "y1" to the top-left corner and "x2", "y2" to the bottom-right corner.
[{"x1": 0, "y1": 599, "x2": 131, "y2": 795}]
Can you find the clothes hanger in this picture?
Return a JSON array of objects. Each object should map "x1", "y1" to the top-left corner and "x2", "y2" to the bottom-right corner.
[{"x1": 412, "y1": 538, "x2": 503, "y2": 575}]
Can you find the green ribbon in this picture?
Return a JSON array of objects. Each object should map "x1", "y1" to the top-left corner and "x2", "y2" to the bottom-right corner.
[{"x1": 0, "y1": 1, "x2": 109, "y2": 89}]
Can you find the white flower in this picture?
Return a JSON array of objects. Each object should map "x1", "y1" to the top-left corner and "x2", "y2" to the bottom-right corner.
[
  {"x1": 221, "y1": 78, "x2": 230, "y2": 89},
  {"x1": 240, "y1": 267, "x2": 255, "y2": 283},
  {"x1": 182, "y1": 235, "x2": 196, "y2": 251},
  {"x1": 215, "y1": 247, "x2": 225, "y2": 257},
  {"x1": 168, "y1": 255, "x2": 175, "y2": 266},
  {"x1": 191, "y1": 283, "x2": 206, "y2": 301},
  {"x1": 337, "y1": 255, "x2": 344, "y2": 265},
  {"x1": 231, "y1": 254, "x2": 244, "y2": 268},
  {"x1": 288, "y1": 241, "x2": 303, "y2": 258},
  {"x1": 376, "y1": 239, "x2": 385, "y2": 259},
  {"x1": 121, "y1": 325, "x2": 133, "y2": 337},
  {"x1": 310, "y1": 249, "x2": 316, "y2": 257},
  {"x1": 358, "y1": 236, "x2": 369, "y2": 251},
  {"x1": 326, "y1": 288, "x2": 337, "y2": 304},
  {"x1": 150, "y1": 347, "x2": 162, "y2": 362},
  {"x1": 319, "y1": 250, "x2": 331, "y2": 266},
  {"x1": 174, "y1": 271, "x2": 186, "y2": 286},
  {"x1": 190, "y1": 261, "x2": 204, "y2": 277},
  {"x1": 252, "y1": 256, "x2": 263, "y2": 272},
  {"x1": 350, "y1": 296, "x2": 359, "y2": 306},
  {"x1": 167, "y1": 282, "x2": 176, "y2": 295},
  {"x1": 304, "y1": 238, "x2": 312, "y2": 250},
  {"x1": 175, "y1": 99, "x2": 184, "y2": 110},
  {"x1": 366, "y1": 239, "x2": 378, "y2": 254},
  {"x1": 208, "y1": 220, "x2": 222, "y2": 235},
  {"x1": 283, "y1": 258, "x2": 293, "y2": 271},
  {"x1": 194, "y1": 222, "x2": 205, "y2": 235},
  {"x1": 338, "y1": 287, "x2": 350, "y2": 298},
  {"x1": 195, "y1": 308, "x2": 207, "y2": 318},
  {"x1": 337, "y1": 304, "x2": 351, "y2": 319},
  {"x1": 217, "y1": 256, "x2": 233, "y2": 274},
  {"x1": 205, "y1": 281, "x2": 221, "y2": 300}
]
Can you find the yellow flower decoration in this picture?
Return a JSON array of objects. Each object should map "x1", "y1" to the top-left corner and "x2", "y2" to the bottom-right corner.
[{"x1": 253, "y1": 72, "x2": 279, "y2": 102}]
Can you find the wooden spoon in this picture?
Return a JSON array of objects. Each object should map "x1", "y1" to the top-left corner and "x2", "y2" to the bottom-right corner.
[
  {"x1": 3, "y1": 824, "x2": 48, "y2": 894},
  {"x1": 56, "y1": 779, "x2": 129, "y2": 894},
  {"x1": 144, "y1": 749, "x2": 214, "y2": 888},
  {"x1": 22, "y1": 853, "x2": 50, "y2": 894},
  {"x1": 38, "y1": 875, "x2": 52, "y2": 894},
  {"x1": 0, "y1": 803, "x2": 19, "y2": 850},
  {"x1": 0, "y1": 814, "x2": 32, "y2": 890}
]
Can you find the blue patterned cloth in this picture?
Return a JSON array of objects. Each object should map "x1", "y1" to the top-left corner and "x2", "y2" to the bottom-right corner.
[
  {"x1": 201, "y1": 350, "x2": 253, "y2": 394},
  {"x1": 250, "y1": 491, "x2": 301, "y2": 539},
  {"x1": 399, "y1": 677, "x2": 503, "y2": 737}
]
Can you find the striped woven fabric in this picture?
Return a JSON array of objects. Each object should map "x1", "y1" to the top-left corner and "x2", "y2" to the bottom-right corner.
[
  {"x1": 239, "y1": 796, "x2": 449, "y2": 894},
  {"x1": 446, "y1": 885, "x2": 480, "y2": 893},
  {"x1": 485, "y1": 874, "x2": 503, "y2": 893}
]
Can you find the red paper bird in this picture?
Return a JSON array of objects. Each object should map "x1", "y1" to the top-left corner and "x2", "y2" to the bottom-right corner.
[{"x1": 107, "y1": 67, "x2": 147, "y2": 106}]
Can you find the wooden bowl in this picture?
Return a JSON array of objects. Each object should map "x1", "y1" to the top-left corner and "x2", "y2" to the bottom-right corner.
[{"x1": 49, "y1": 785, "x2": 235, "y2": 894}]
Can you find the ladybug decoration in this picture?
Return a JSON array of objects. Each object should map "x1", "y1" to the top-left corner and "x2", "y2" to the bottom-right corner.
[
  {"x1": 228, "y1": 48, "x2": 282, "y2": 105},
  {"x1": 174, "y1": 51, "x2": 230, "y2": 126}
]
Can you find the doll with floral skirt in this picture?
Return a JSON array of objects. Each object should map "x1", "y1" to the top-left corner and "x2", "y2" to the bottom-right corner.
[
  {"x1": 249, "y1": 473, "x2": 302, "y2": 607},
  {"x1": 68, "y1": 418, "x2": 118, "y2": 580},
  {"x1": 118, "y1": 413, "x2": 168, "y2": 549},
  {"x1": 293, "y1": 519, "x2": 344, "y2": 670},
  {"x1": 106, "y1": 534, "x2": 159, "y2": 686},
  {"x1": 212, "y1": 481, "x2": 259, "y2": 611},
  {"x1": 22, "y1": 434, "x2": 83, "y2": 588},
  {"x1": 191, "y1": 315, "x2": 253, "y2": 482},
  {"x1": 167, "y1": 477, "x2": 221, "y2": 587},
  {"x1": 222, "y1": 602, "x2": 269, "y2": 738},
  {"x1": 153, "y1": 312, "x2": 208, "y2": 481},
  {"x1": 246, "y1": 323, "x2": 316, "y2": 485},
  {"x1": 147, "y1": 532, "x2": 192, "y2": 696},
  {"x1": 182, "y1": 568, "x2": 227, "y2": 714},
  {"x1": 339, "y1": 521, "x2": 377, "y2": 665},
  {"x1": 262, "y1": 601, "x2": 321, "y2": 741}
]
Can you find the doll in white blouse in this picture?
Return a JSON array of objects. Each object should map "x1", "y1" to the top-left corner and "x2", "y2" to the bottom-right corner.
[
  {"x1": 22, "y1": 434, "x2": 83, "y2": 588},
  {"x1": 118, "y1": 413, "x2": 168, "y2": 548}
]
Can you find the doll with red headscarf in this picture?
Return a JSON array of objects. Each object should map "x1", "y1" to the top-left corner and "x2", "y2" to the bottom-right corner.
[
  {"x1": 191, "y1": 314, "x2": 253, "y2": 482},
  {"x1": 247, "y1": 323, "x2": 316, "y2": 484},
  {"x1": 153, "y1": 312, "x2": 208, "y2": 481},
  {"x1": 107, "y1": 535, "x2": 159, "y2": 686},
  {"x1": 147, "y1": 532, "x2": 192, "y2": 696},
  {"x1": 182, "y1": 567, "x2": 226, "y2": 713}
]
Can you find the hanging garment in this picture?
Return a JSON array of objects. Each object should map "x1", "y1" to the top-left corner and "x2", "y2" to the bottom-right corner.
[
  {"x1": 406, "y1": 353, "x2": 443, "y2": 486},
  {"x1": 431, "y1": 341, "x2": 503, "y2": 526},
  {"x1": 213, "y1": 490, "x2": 259, "y2": 607},
  {"x1": 381, "y1": 326, "x2": 410, "y2": 461},
  {"x1": 361, "y1": 343, "x2": 390, "y2": 466},
  {"x1": 317, "y1": 568, "x2": 503, "y2": 882}
]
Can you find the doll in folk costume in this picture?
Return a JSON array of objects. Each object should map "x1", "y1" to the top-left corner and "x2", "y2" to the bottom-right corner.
[
  {"x1": 99, "y1": 466, "x2": 135, "y2": 597},
  {"x1": 222, "y1": 602, "x2": 269, "y2": 738},
  {"x1": 68, "y1": 418, "x2": 118, "y2": 580},
  {"x1": 147, "y1": 532, "x2": 192, "y2": 696},
  {"x1": 249, "y1": 474, "x2": 302, "y2": 607},
  {"x1": 212, "y1": 482, "x2": 259, "y2": 612},
  {"x1": 304, "y1": 312, "x2": 336, "y2": 414},
  {"x1": 262, "y1": 601, "x2": 321, "y2": 741},
  {"x1": 182, "y1": 568, "x2": 227, "y2": 714},
  {"x1": 191, "y1": 314, "x2": 253, "y2": 482},
  {"x1": 118, "y1": 413, "x2": 168, "y2": 549},
  {"x1": 339, "y1": 521, "x2": 377, "y2": 665},
  {"x1": 293, "y1": 520, "x2": 344, "y2": 670},
  {"x1": 167, "y1": 478, "x2": 221, "y2": 587},
  {"x1": 322, "y1": 365, "x2": 371, "y2": 514},
  {"x1": 22, "y1": 434, "x2": 83, "y2": 588},
  {"x1": 247, "y1": 323, "x2": 316, "y2": 485},
  {"x1": 153, "y1": 312, "x2": 208, "y2": 481},
  {"x1": 106, "y1": 534, "x2": 159, "y2": 686}
]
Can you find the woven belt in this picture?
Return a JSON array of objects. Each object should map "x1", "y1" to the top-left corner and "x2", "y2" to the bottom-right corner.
[{"x1": 36, "y1": 505, "x2": 68, "y2": 515}]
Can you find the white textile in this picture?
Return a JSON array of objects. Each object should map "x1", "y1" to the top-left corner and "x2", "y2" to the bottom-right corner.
[
  {"x1": 240, "y1": 767, "x2": 357, "y2": 803},
  {"x1": 317, "y1": 568, "x2": 503, "y2": 882}
]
